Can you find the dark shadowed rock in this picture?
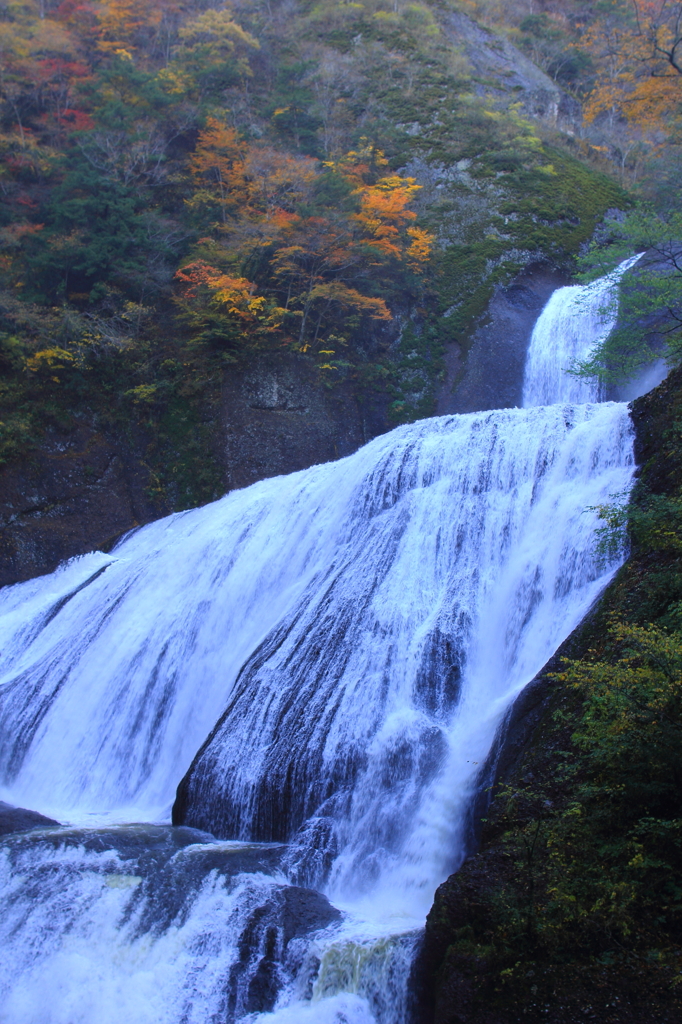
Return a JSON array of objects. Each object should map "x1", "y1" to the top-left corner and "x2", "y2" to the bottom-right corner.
[
  {"x1": 221, "y1": 352, "x2": 387, "y2": 491},
  {"x1": 0, "y1": 353, "x2": 389, "y2": 590},
  {"x1": 0, "y1": 420, "x2": 166, "y2": 589},
  {"x1": 281, "y1": 884, "x2": 341, "y2": 943},
  {"x1": 0, "y1": 801, "x2": 60, "y2": 836},
  {"x1": 234, "y1": 884, "x2": 342, "y2": 1016}
]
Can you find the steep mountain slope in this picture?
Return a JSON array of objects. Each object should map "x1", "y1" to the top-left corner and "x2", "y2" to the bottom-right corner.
[{"x1": 0, "y1": 0, "x2": 626, "y2": 584}]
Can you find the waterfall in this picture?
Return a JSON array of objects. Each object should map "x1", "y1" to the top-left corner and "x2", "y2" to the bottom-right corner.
[
  {"x1": 0, "y1": 260, "x2": 639, "y2": 1024},
  {"x1": 523, "y1": 253, "x2": 642, "y2": 407}
]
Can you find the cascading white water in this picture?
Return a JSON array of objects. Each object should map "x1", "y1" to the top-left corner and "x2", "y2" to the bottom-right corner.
[
  {"x1": 0, "y1": 258, "x2": 639, "y2": 1024},
  {"x1": 523, "y1": 253, "x2": 642, "y2": 407}
]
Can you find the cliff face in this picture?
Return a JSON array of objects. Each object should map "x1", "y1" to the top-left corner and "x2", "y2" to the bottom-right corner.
[
  {"x1": 436, "y1": 265, "x2": 569, "y2": 416},
  {"x1": 0, "y1": 420, "x2": 164, "y2": 589},
  {"x1": 0, "y1": 353, "x2": 387, "y2": 587},
  {"x1": 220, "y1": 353, "x2": 387, "y2": 492},
  {"x1": 439, "y1": 10, "x2": 579, "y2": 129}
]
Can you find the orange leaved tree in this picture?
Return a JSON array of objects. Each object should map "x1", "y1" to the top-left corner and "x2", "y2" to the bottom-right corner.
[
  {"x1": 174, "y1": 260, "x2": 286, "y2": 355},
  {"x1": 186, "y1": 118, "x2": 251, "y2": 226},
  {"x1": 583, "y1": 1, "x2": 682, "y2": 162}
]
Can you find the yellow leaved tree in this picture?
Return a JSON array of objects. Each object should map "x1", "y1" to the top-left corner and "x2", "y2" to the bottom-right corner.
[{"x1": 583, "y1": 0, "x2": 682, "y2": 161}]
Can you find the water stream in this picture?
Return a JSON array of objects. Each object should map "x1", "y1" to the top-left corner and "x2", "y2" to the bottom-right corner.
[{"x1": 0, "y1": 259, "x2": 641, "y2": 1023}]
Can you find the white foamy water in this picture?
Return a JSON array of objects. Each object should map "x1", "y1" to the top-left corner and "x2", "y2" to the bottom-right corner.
[
  {"x1": 0, "y1": 259, "x2": 640, "y2": 1023},
  {"x1": 523, "y1": 253, "x2": 642, "y2": 406}
]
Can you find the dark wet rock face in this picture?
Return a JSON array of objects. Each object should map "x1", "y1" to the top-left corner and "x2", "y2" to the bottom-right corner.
[
  {"x1": 0, "y1": 422, "x2": 165, "y2": 589},
  {"x1": 221, "y1": 353, "x2": 387, "y2": 492},
  {"x1": 0, "y1": 801, "x2": 60, "y2": 836},
  {"x1": 0, "y1": 353, "x2": 388, "y2": 589},
  {"x1": 227, "y1": 884, "x2": 342, "y2": 1017},
  {"x1": 436, "y1": 265, "x2": 570, "y2": 416}
]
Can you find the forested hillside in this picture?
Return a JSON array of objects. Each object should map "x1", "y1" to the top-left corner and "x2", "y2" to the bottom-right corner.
[{"x1": 1, "y1": 0, "x2": 640, "y2": 545}]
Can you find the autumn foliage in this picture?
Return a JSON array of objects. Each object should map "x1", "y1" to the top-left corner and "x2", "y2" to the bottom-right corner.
[
  {"x1": 0, "y1": 1, "x2": 435, "y2": 369},
  {"x1": 0, "y1": 0, "x2": 657, "y2": 493},
  {"x1": 583, "y1": 0, "x2": 682, "y2": 142},
  {"x1": 174, "y1": 131, "x2": 432, "y2": 356}
]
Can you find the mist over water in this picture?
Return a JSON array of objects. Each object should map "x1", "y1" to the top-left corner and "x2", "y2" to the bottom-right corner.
[{"x1": 0, "y1": 259, "x2": 640, "y2": 1023}]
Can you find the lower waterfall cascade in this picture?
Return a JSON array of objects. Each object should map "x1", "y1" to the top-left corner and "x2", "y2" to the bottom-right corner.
[{"x1": 0, "y1": 258, "x2": 644, "y2": 1023}]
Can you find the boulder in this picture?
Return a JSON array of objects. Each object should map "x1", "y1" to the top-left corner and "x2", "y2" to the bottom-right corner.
[{"x1": 0, "y1": 800, "x2": 60, "y2": 836}]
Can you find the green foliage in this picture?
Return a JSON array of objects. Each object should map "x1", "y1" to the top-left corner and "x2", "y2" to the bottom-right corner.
[
  {"x1": 267, "y1": 62, "x2": 322, "y2": 156},
  {"x1": 436, "y1": 143, "x2": 627, "y2": 343},
  {"x1": 541, "y1": 622, "x2": 682, "y2": 948},
  {"x1": 81, "y1": 53, "x2": 171, "y2": 130},
  {"x1": 170, "y1": 7, "x2": 259, "y2": 97},
  {"x1": 0, "y1": 295, "x2": 225, "y2": 507},
  {"x1": 574, "y1": 207, "x2": 682, "y2": 384},
  {"x1": 516, "y1": 11, "x2": 592, "y2": 92},
  {"x1": 31, "y1": 167, "x2": 154, "y2": 302},
  {"x1": 466, "y1": 620, "x2": 682, "y2": 977},
  {"x1": 384, "y1": 318, "x2": 445, "y2": 423}
]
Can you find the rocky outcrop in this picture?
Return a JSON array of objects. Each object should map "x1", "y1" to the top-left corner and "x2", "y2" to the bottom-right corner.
[
  {"x1": 0, "y1": 354, "x2": 388, "y2": 588},
  {"x1": 442, "y1": 11, "x2": 579, "y2": 129},
  {"x1": 221, "y1": 353, "x2": 386, "y2": 491},
  {"x1": 0, "y1": 801, "x2": 60, "y2": 836},
  {"x1": 229, "y1": 883, "x2": 342, "y2": 1016},
  {"x1": 0, "y1": 422, "x2": 165, "y2": 590}
]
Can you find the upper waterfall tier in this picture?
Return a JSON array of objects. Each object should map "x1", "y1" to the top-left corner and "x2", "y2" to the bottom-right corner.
[{"x1": 523, "y1": 255, "x2": 642, "y2": 407}]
